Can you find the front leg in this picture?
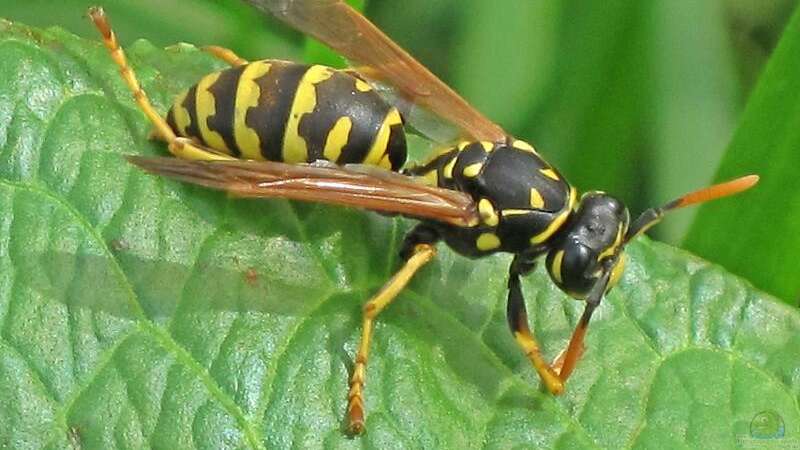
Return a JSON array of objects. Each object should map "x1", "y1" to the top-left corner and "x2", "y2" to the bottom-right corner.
[
  {"x1": 346, "y1": 224, "x2": 440, "y2": 434},
  {"x1": 507, "y1": 256, "x2": 614, "y2": 394},
  {"x1": 550, "y1": 267, "x2": 612, "y2": 382},
  {"x1": 506, "y1": 256, "x2": 566, "y2": 394}
]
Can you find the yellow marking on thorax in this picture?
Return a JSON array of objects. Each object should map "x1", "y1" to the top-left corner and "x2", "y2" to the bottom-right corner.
[
  {"x1": 550, "y1": 250, "x2": 565, "y2": 284},
  {"x1": 462, "y1": 162, "x2": 483, "y2": 178},
  {"x1": 234, "y1": 61, "x2": 272, "y2": 159},
  {"x1": 513, "y1": 140, "x2": 536, "y2": 153},
  {"x1": 480, "y1": 141, "x2": 494, "y2": 152},
  {"x1": 355, "y1": 78, "x2": 372, "y2": 92},
  {"x1": 364, "y1": 108, "x2": 402, "y2": 166},
  {"x1": 420, "y1": 169, "x2": 439, "y2": 187},
  {"x1": 442, "y1": 157, "x2": 457, "y2": 179},
  {"x1": 284, "y1": 65, "x2": 334, "y2": 163},
  {"x1": 196, "y1": 72, "x2": 230, "y2": 153},
  {"x1": 530, "y1": 188, "x2": 545, "y2": 209},
  {"x1": 171, "y1": 91, "x2": 191, "y2": 136},
  {"x1": 478, "y1": 198, "x2": 499, "y2": 226},
  {"x1": 501, "y1": 209, "x2": 531, "y2": 217},
  {"x1": 323, "y1": 116, "x2": 353, "y2": 162},
  {"x1": 457, "y1": 141, "x2": 470, "y2": 151},
  {"x1": 476, "y1": 233, "x2": 501, "y2": 251},
  {"x1": 530, "y1": 187, "x2": 577, "y2": 245},
  {"x1": 540, "y1": 168, "x2": 560, "y2": 180}
]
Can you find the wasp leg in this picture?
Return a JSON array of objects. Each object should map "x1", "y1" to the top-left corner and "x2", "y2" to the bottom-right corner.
[
  {"x1": 201, "y1": 45, "x2": 249, "y2": 67},
  {"x1": 551, "y1": 286, "x2": 603, "y2": 382},
  {"x1": 507, "y1": 257, "x2": 566, "y2": 395},
  {"x1": 88, "y1": 7, "x2": 234, "y2": 162},
  {"x1": 550, "y1": 265, "x2": 612, "y2": 383},
  {"x1": 347, "y1": 225, "x2": 439, "y2": 434}
]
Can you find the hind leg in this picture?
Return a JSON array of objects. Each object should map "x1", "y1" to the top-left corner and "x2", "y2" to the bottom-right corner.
[
  {"x1": 88, "y1": 7, "x2": 234, "y2": 162},
  {"x1": 346, "y1": 225, "x2": 439, "y2": 434},
  {"x1": 202, "y1": 45, "x2": 249, "y2": 67}
]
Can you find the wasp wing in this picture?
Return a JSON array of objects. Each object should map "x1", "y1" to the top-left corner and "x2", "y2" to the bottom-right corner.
[
  {"x1": 128, "y1": 156, "x2": 479, "y2": 227},
  {"x1": 245, "y1": 0, "x2": 507, "y2": 143}
]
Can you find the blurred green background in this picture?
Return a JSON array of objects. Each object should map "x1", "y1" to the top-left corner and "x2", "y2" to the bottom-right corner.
[{"x1": 1, "y1": 0, "x2": 798, "y2": 299}]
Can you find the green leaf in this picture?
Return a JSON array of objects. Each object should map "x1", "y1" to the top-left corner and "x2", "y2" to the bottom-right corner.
[
  {"x1": 683, "y1": 5, "x2": 800, "y2": 305},
  {"x1": 1, "y1": 18, "x2": 798, "y2": 450}
]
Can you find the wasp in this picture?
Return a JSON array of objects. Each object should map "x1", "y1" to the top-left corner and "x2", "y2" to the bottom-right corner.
[{"x1": 88, "y1": 1, "x2": 757, "y2": 435}]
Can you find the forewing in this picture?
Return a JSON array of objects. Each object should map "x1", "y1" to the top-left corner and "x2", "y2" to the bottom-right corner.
[
  {"x1": 245, "y1": 0, "x2": 507, "y2": 143},
  {"x1": 127, "y1": 156, "x2": 479, "y2": 227}
]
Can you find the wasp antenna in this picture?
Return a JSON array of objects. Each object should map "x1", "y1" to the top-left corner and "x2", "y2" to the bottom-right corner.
[
  {"x1": 626, "y1": 174, "x2": 759, "y2": 242},
  {"x1": 663, "y1": 174, "x2": 759, "y2": 211}
]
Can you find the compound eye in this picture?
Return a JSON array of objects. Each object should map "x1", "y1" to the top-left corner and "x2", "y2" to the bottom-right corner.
[{"x1": 546, "y1": 241, "x2": 597, "y2": 299}]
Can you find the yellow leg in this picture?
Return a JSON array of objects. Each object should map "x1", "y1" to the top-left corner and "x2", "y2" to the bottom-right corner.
[
  {"x1": 88, "y1": 7, "x2": 234, "y2": 162},
  {"x1": 507, "y1": 258, "x2": 607, "y2": 395},
  {"x1": 202, "y1": 45, "x2": 249, "y2": 67},
  {"x1": 346, "y1": 243, "x2": 436, "y2": 435},
  {"x1": 512, "y1": 320, "x2": 565, "y2": 395},
  {"x1": 507, "y1": 268, "x2": 565, "y2": 395}
]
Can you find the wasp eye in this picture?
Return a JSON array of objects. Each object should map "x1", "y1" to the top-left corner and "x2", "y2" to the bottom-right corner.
[{"x1": 546, "y1": 240, "x2": 597, "y2": 299}]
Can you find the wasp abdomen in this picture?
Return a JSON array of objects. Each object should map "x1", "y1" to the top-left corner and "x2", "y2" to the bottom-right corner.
[{"x1": 166, "y1": 60, "x2": 407, "y2": 170}]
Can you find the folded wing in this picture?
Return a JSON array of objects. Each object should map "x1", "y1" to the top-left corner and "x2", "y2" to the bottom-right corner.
[{"x1": 128, "y1": 156, "x2": 479, "y2": 227}]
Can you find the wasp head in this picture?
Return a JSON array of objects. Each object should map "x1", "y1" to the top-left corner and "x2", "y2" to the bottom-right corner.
[{"x1": 545, "y1": 192, "x2": 630, "y2": 299}]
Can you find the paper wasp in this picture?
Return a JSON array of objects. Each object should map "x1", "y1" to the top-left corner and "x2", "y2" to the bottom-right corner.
[{"x1": 88, "y1": 1, "x2": 758, "y2": 435}]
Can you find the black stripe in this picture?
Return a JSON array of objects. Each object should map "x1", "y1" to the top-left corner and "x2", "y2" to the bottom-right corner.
[
  {"x1": 246, "y1": 62, "x2": 310, "y2": 162},
  {"x1": 386, "y1": 122, "x2": 407, "y2": 170},
  {"x1": 166, "y1": 108, "x2": 177, "y2": 134},
  {"x1": 207, "y1": 66, "x2": 246, "y2": 157},
  {"x1": 181, "y1": 85, "x2": 203, "y2": 145}
]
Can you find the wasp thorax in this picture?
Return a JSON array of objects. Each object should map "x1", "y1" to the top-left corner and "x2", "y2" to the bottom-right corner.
[{"x1": 545, "y1": 192, "x2": 630, "y2": 299}]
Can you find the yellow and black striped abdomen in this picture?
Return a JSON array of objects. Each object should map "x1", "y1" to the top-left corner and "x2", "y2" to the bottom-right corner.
[{"x1": 166, "y1": 60, "x2": 407, "y2": 170}]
